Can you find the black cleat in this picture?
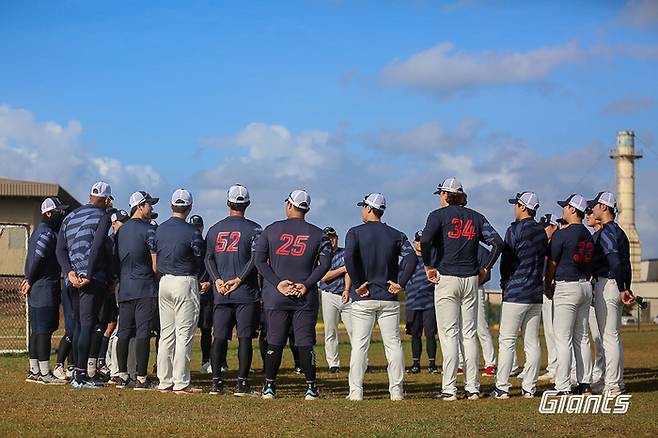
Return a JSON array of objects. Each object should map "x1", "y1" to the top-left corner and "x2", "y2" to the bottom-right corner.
[
  {"x1": 329, "y1": 367, "x2": 340, "y2": 374},
  {"x1": 234, "y1": 380, "x2": 259, "y2": 397},
  {"x1": 209, "y1": 380, "x2": 228, "y2": 395},
  {"x1": 428, "y1": 364, "x2": 439, "y2": 374},
  {"x1": 576, "y1": 384, "x2": 592, "y2": 395},
  {"x1": 406, "y1": 364, "x2": 421, "y2": 374}
]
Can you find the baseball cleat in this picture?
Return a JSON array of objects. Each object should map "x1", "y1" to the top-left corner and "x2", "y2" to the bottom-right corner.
[
  {"x1": 71, "y1": 379, "x2": 103, "y2": 389},
  {"x1": 113, "y1": 376, "x2": 134, "y2": 389},
  {"x1": 25, "y1": 373, "x2": 40, "y2": 383},
  {"x1": 481, "y1": 365, "x2": 496, "y2": 377},
  {"x1": 490, "y1": 388, "x2": 509, "y2": 399},
  {"x1": 328, "y1": 367, "x2": 340, "y2": 374},
  {"x1": 209, "y1": 380, "x2": 229, "y2": 395},
  {"x1": 65, "y1": 367, "x2": 74, "y2": 379},
  {"x1": 576, "y1": 384, "x2": 592, "y2": 395},
  {"x1": 294, "y1": 366, "x2": 303, "y2": 375},
  {"x1": 509, "y1": 367, "x2": 523, "y2": 377},
  {"x1": 537, "y1": 371, "x2": 554, "y2": 382},
  {"x1": 234, "y1": 381, "x2": 259, "y2": 397},
  {"x1": 39, "y1": 373, "x2": 67, "y2": 385},
  {"x1": 261, "y1": 382, "x2": 276, "y2": 399},
  {"x1": 464, "y1": 391, "x2": 480, "y2": 400},
  {"x1": 53, "y1": 365, "x2": 68, "y2": 381},
  {"x1": 134, "y1": 379, "x2": 156, "y2": 391},
  {"x1": 173, "y1": 386, "x2": 202, "y2": 394},
  {"x1": 428, "y1": 364, "x2": 439, "y2": 374},
  {"x1": 456, "y1": 367, "x2": 464, "y2": 375},
  {"x1": 433, "y1": 392, "x2": 457, "y2": 401},
  {"x1": 199, "y1": 361, "x2": 212, "y2": 374},
  {"x1": 406, "y1": 364, "x2": 421, "y2": 374},
  {"x1": 158, "y1": 386, "x2": 173, "y2": 393},
  {"x1": 304, "y1": 385, "x2": 320, "y2": 401},
  {"x1": 521, "y1": 389, "x2": 534, "y2": 398}
]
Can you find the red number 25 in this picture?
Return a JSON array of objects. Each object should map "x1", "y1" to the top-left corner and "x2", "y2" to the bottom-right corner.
[{"x1": 275, "y1": 234, "x2": 309, "y2": 256}]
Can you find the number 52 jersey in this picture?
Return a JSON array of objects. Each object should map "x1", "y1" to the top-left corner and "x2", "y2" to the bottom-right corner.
[
  {"x1": 205, "y1": 216, "x2": 263, "y2": 304},
  {"x1": 254, "y1": 217, "x2": 332, "y2": 311}
]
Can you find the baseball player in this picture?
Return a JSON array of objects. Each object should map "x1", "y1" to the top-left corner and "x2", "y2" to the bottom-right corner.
[
  {"x1": 585, "y1": 206, "x2": 605, "y2": 388},
  {"x1": 344, "y1": 193, "x2": 416, "y2": 401},
  {"x1": 420, "y1": 178, "x2": 503, "y2": 401},
  {"x1": 113, "y1": 191, "x2": 159, "y2": 390},
  {"x1": 204, "y1": 185, "x2": 262, "y2": 396},
  {"x1": 188, "y1": 215, "x2": 213, "y2": 375},
  {"x1": 254, "y1": 190, "x2": 331, "y2": 400},
  {"x1": 490, "y1": 192, "x2": 547, "y2": 399},
  {"x1": 588, "y1": 191, "x2": 634, "y2": 396},
  {"x1": 545, "y1": 194, "x2": 594, "y2": 395},
  {"x1": 22, "y1": 197, "x2": 69, "y2": 385},
  {"x1": 56, "y1": 181, "x2": 113, "y2": 388},
  {"x1": 404, "y1": 230, "x2": 438, "y2": 375},
  {"x1": 318, "y1": 226, "x2": 352, "y2": 373},
  {"x1": 154, "y1": 189, "x2": 204, "y2": 394}
]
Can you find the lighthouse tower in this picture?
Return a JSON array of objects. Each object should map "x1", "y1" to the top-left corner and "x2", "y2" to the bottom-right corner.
[{"x1": 610, "y1": 130, "x2": 642, "y2": 281}]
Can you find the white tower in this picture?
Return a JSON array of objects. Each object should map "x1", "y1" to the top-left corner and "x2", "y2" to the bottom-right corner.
[{"x1": 610, "y1": 131, "x2": 642, "y2": 281}]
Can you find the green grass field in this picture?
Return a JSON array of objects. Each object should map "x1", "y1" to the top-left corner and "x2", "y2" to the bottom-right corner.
[{"x1": 1, "y1": 327, "x2": 657, "y2": 437}]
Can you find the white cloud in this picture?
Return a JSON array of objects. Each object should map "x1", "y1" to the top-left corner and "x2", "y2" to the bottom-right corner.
[
  {"x1": 380, "y1": 41, "x2": 584, "y2": 95},
  {"x1": 0, "y1": 104, "x2": 163, "y2": 206},
  {"x1": 604, "y1": 95, "x2": 656, "y2": 115},
  {"x1": 621, "y1": 0, "x2": 658, "y2": 28}
]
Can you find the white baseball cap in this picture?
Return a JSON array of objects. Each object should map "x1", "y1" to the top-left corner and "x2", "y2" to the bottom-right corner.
[
  {"x1": 129, "y1": 191, "x2": 159, "y2": 208},
  {"x1": 90, "y1": 181, "x2": 113, "y2": 200},
  {"x1": 286, "y1": 189, "x2": 311, "y2": 210},
  {"x1": 508, "y1": 191, "x2": 540, "y2": 211},
  {"x1": 227, "y1": 184, "x2": 250, "y2": 204},
  {"x1": 41, "y1": 197, "x2": 69, "y2": 214},
  {"x1": 587, "y1": 191, "x2": 617, "y2": 210},
  {"x1": 434, "y1": 177, "x2": 464, "y2": 194},
  {"x1": 357, "y1": 193, "x2": 387, "y2": 210},
  {"x1": 171, "y1": 189, "x2": 193, "y2": 207},
  {"x1": 557, "y1": 194, "x2": 587, "y2": 213}
]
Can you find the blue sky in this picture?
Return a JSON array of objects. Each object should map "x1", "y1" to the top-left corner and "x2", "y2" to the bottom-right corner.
[{"x1": 1, "y1": 0, "x2": 658, "y2": 264}]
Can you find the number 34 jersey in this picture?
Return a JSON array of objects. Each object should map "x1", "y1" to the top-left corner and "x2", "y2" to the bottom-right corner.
[
  {"x1": 205, "y1": 216, "x2": 262, "y2": 304},
  {"x1": 254, "y1": 217, "x2": 332, "y2": 311},
  {"x1": 420, "y1": 205, "x2": 503, "y2": 278}
]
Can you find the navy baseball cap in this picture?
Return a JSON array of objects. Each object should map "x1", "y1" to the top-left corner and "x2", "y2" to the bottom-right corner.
[
  {"x1": 539, "y1": 213, "x2": 558, "y2": 228},
  {"x1": 414, "y1": 230, "x2": 423, "y2": 241},
  {"x1": 151, "y1": 212, "x2": 159, "y2": 220},
  {"x1": 508, "y1": 191, "x2": 539, "y2": 211},
  {"x1": 557, "y1": 194, "x2": 587, "y2": 213},
  {"x1": 188, "y1": 215, "x2": 204, "y2": 226},
  {"x1": 110, "y1": 209, "x2": 129, "y2": 223},
  {"x1": 323, "y1": 226, "x2": 337, "y2": 236}
]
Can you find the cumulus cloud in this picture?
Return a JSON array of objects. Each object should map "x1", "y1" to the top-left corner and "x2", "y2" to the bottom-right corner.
[
  {"x1": 620, "y1": 0, "x2": 658, "y2": 28},
  {"x1": 604, "y1": 95, "x2": 656, "y2": 115},
  {"x1": 0, "y1": 104, "x2": 163, "y2": 206},
  {"x1": 380, "y1": 41, "x2": 584, "y2": 95}
]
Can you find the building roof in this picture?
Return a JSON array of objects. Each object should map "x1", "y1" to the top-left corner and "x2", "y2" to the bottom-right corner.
[{"x1": 0, "y1": 178, "x2": 82, "y2": 209}]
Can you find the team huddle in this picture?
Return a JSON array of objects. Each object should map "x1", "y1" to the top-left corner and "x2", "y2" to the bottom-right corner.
[{"x1": 21, "y1": 177, "x2": 634, "y2": 400}]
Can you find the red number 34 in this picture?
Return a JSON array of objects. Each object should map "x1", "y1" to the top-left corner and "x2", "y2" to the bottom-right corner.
[
  {"x1": 447, "y1": 218, "x2": 477, "y2": 240},
  {"x1": 275, "y1": 234, "x2": 309, "y2": 256}
]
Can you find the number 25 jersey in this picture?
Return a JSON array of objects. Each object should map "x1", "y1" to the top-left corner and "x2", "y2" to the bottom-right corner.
[{"x1": 254, "y1": 217, "x2": 332, "y2": 311}]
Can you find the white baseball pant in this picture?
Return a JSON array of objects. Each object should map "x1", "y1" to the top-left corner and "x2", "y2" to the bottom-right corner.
[
  {"x1": 348, "y1": 300, "x2": 404, "y2": 400},
  {"x1": 589, "y1": 302, "x2": 605, "y2": 384},
  {"x1": 594, "y1": 278, "x2": 625, "y2": 394},
  {"x1": 157, "y1": 275, "x2": 199, "y2": 391},
  {"x1": 107, "y1": 326, "x2": 136, "y2": 379},
  {"x1": 435, "y1": 274, "x2": 479, "y2": 395},
  {"x1": 458, "y1": 287, "x2": 497, "y2": 369},
  {"x1": 321, "y1": 290, "x2": 353, "y2": 368},
  {"x1": 552, "y1": 280, "x2": 593, "y2": 392},
  {"x1": 542, "y1": 294, "x2": 557, "y2": 376},
  {"x1": 495, "y1": 301, "x2": 542, "y2": 394}
]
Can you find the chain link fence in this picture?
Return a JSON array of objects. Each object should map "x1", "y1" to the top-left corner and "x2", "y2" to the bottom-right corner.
[{"x1": 0, "y1": 223, "x2": 29, "y2": 353}]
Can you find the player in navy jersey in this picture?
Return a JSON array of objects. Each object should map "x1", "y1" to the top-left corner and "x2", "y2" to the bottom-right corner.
[
  {"x1": 345, "y1": 193, "x2": 416, "y2": 401},
  {"x1": 22, "y1": 197, "x2": 69, "y2": 385},
  {"x1": 491, "y1": 192, "x2": 547, "y2": 399},
  {"x1": 588, "y1": 191, "x2": 634, "y2": 396},
  {"x1": 318, "y1": 226, "x2": 352, "y2": 373},
  {"x1": 204, "y1": 185, "x2": 262, "y2": 396},
  {"x1": 403, "y1": 231, "x2": 438, "y2": 375},
  {"x1": 56, "y1": 181, "x2": 113, "y2": 388},
  {"x1": 545, "y1": 194, "x2": 594, "y2": 395},
  {"x1": 585, "y1": 206, "x2": 605, "y2": 390},
  {"x1": 112, "y1": 191, "x2": 159, "y2": 390},
  {"x1": 188, "y1": 215, "x2": 213, "y2": 375},
  {"x1": 254, "y1": 189, "x2": 331, "y2": 400},
  {"x1": 420, "y1": 178, "x2": 503, "y2": 401}
]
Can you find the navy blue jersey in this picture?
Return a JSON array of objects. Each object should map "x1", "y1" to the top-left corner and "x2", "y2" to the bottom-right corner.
[
  {"x1": 204, "y1": 216, "x2": 262, "y2": 304},
  {"x1": 499, "y1": 218, "x2": 548, "y2": 303},
  {"x1": 549, "y1": 223, "x2": 594, "y2": 282},
  {"x1": 116, "y1": 218, "x2": 157, "y2": 302},
  {"x1": 318, "y1": 247, "x2": 347, "y2": 294},
  {"x1": 254, "y1": 217, "x2": 331, "y2": 311},
  {"x1": 56, "y1": 204, "x2": 111, "y2": 283},
  {"x1": 344, "y1": 221, "x2": 417, "y2": 302},
  {"x1": 477, "y1": 244, "x2": 492, "y2": 284},
  {"x1": 154, "y1": 217, "x2": 204, "y2": 276},
  {"x1": 592, "y1": 221, "x2": 632, "y2": 292},
  {"x1": 420, "y1": 205, "x2": 503, "y2": 277},
  {"x1": 25, "y1": 221, "x2": 61, "y2": 308},
  {"x1": 402, "y1": 254, "x2": 434, "y2": 310}
]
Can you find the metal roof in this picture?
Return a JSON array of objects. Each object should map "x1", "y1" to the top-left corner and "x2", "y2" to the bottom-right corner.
[{"x1": 0, "y1": 178, "x2": 82, "y2": 208}]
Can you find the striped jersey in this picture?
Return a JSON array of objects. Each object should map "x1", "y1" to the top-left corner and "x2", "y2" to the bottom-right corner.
[
  {"x1": 592, "y1": 221, "x2": 631, "y2": 292},
  {"x1": 500, "y1": 218, "x2": 548, "y2": 304},
  {"x1": 318, "y1": 247, "x2": 346, "y2": 294},
  {"x1": 25, "y1": 221, "x2": 61, "y2": 307},
  {"x1": 402, "y1": 254, "x2": 434, "y2": 311},
  {"x1": 56, "y1": 204, "x2": 111, "y2": 283}
]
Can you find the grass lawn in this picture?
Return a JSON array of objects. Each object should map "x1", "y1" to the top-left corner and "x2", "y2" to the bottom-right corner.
[{"x1": 1, "y1": 327, "x2": 657, "y2": 437}]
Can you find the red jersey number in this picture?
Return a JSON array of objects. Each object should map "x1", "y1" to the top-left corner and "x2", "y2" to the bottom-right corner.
[
  {"x1": 573, "y1": 241, "x2": 594, "y2": 263},
  {"x1": 275, "y1": 234, "x2": 309, "y2": 256},
  {"x1": 215, "y1": 231, "x2": 241, "y2": 253},
  {"x1": 447, "y1": 218, "x2": 477, "y2": 240}
]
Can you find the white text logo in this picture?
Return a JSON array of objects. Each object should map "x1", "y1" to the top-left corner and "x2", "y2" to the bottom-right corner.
[{"x1": 539, "y1": 390, "x2": 631, "y2": 414}]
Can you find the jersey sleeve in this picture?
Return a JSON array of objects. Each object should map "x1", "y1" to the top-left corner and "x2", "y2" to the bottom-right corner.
[
  {"x1": 26, "y1": 231, "x2": 55, "y2": 283},
  {"x1": 204, "y1": 230, "x2": 221, "y2": 282},
  {"x1": 600, "y1": 227, "x2": 628, "y2": 292},
  {"x1": 344, "y1": 228, "x2": 364, "y2": 288},
  {"x1": 254, "y1": 227, "x2": 282, "y2": 287},
  {"x1": 238, "y1": 225, "x2": 262, "y2": 281},
  {"x1": 479, "y1": 216, "x2": 503, "y2": 271},
  {"x1": 85, "y1": 213, "x2": 112, "y2": 279},
  {"x1": 549, "y1": 231, "x2": 563, "y2": 262},
  {"x1": 420, "y1": 211, "x2": 440, "y2": 267},
  {"x1": 302, "y1": 233, "x2": 332, "y2": 289},
  {"x1": 56, "y1": 220, "x2": 73, "y2": 274},
  {"x1": 499, "y1": 225, "x2": 515, "y2": 289},
  {"x1": 146, "y1": 225, "x2": 157, "y2": 254},
  {"x1": 398, "y1": 233, "x2": 417, "y2": 287}
]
